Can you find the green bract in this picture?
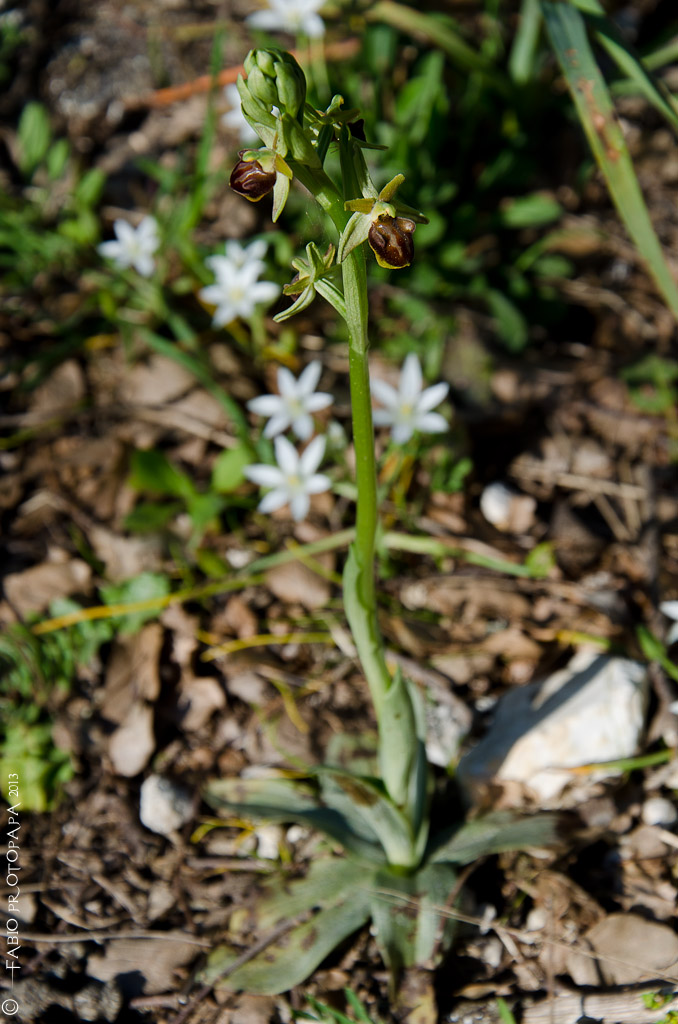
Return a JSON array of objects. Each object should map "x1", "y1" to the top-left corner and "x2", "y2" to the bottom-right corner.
[{"x1": 275, "y1": 242, "x2": 346, "y2": 322}]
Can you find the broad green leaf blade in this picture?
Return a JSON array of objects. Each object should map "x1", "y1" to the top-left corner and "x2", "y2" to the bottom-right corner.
[
  {"x1": 427, "y1": 810, "x2": 562, "y2": 865},
  {"x1": 541, "y1": 2, "x2": 678, "y2": 321},
  {"x1": 316, "y1": 767, "x2": 417, "y2": 868},
  {"x1": 204, "y1": 883, "x2": 372, "y2": 994},
  {"x1": 204, "y1": 776, "x2": 386, "y2": 864},
  {"x1": 369, "y1": 862, "x2": 458, "y2": 972},
  {"x1": 255, "y1": 856, "x2": 374, "y2": 929}
]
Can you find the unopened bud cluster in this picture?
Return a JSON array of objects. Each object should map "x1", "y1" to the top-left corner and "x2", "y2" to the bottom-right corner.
[{"x1": 228, "y1": 47, "x2": 428, "y2": 286}]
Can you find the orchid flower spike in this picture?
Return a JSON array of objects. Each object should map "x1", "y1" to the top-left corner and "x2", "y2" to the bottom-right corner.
[
  {"x1": 247, "y1": 360, "x2": 333, "y2": 440},
  {"x1": 244, "y1": 435, "x2": 331, "y2": 521},
  {"x1": 98, "y1": 215, "x2": 160, "y2": 277},
  {"x1": 371, "y1": 353, "x2": 449, "y2": 444}
]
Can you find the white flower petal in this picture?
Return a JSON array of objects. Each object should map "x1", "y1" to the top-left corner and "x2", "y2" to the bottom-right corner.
[
  {"x1": 372, "y1": 409, "x2": 396, "y2": 427},
  {"x1": 305, "y1": 473, "x2": 331, "y2": 495},
  {"x1": 246, "y1": 239, "x2": 268, "y2": 262},
  {"x1": 292, "y1": 413, "x2": 314, "y2": 441},
  {"x1": 259, "y1": 488, "x2": 291, "y2": 514},
  {"x1": 370, "y1": 378, "x2": 399, "y2": 408},
  {"x1": 659, "y1": 601, "x2": 678, "y2": 622},
  {"x1": 114, "y1": 219, "x2": 136, "y2": 246},
  {"x1": 245, "y1": 464, "x2": 285, "y2": 488},
  {"x1": 304, "y1": 392, "x2": 333, "y2": 413},
  {"x1": 297, "y1": 360, "x2": 322, "y2": 396},
  {"x1": 414, "y1": 412, "x2": 448, "y2": 435},
  {"x1": 667, "y1": 622, "x2": 678, "y2": 645},
  {"x1": 246, "y1": 10, "x2": 286, "y2": 31},
  {"x1": 392, "y1": 422, "x2": 414, "y2": 444},
  {"x1": 277, "y1": 366, "x2": 298, "y2": 399},
  {"x1": 302, "y1": 11, "x2": 325, "y2": 36},
  {"x1": 417, "y1": 381, "x2": 449, "y2": 413},
  {"x1": 135, "y1": 253, "x2": 155, "y2": 277},
  {"x1": 400, "y1": 353, "x2": 423, "y2": 404},
  {"x1": 290, "y1": 492, "x2": 310, "y2": 521},
  {"x1": 274, "y1": 435, "x2": 300, "y2": 475},
  {"x1": 299, "y1": 434, "x2": 326, "y2": 476},
  {"x1": 98, "y1": 240, "x2": 123, "y2": 261},
  {"x1": 247, "y1": 394, "x2": 286, "y2": 417},
  {"x1": 251, "y1": 280, "x2": 280, "y2": 306},
  {"x1": 263, "y1": 412, "x2": 291, "y2": 438}
]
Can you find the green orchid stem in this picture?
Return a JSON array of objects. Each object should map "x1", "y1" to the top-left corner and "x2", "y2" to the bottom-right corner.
[{"x1": 288, "y1": 154, "x2": 392, "y2": 720}]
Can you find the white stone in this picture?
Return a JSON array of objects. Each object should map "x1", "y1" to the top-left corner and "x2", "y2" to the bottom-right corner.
[
  {"x1": 641, "y1": 796, "x2": 678, "y2": 827},
  {"x1": 457, "y1": 649, "x2": 649, "y2": 804},
  {"x1": 139, "y1": 775, "x2": 193, "y2": 836},
  {"x1": 480, "y1": 481, "x2": 536, "y2": 533}
]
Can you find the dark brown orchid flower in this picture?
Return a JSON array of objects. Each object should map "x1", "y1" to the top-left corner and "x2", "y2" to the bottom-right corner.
[
  {"x1": 229, "y1": 151, "x2": 276, "y2": 202},
  {"x1": 368, "y1": 215, "x2": 416, "y2": 269}
]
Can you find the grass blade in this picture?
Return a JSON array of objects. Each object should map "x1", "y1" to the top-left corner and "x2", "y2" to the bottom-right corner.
[
  {"x1": 567, "y1": 0, "x2": 678, "y2": 130},
  {"x1": 509, "y1": 0, "x2": 543, "y2": 85},
  {"x1": 541, "y1": 1, "x2": 678, "y2": 321}
]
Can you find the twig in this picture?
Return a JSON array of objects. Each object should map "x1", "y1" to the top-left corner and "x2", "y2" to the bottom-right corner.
[{"x1": 128, "y1": 39, "x2": 361, "y2": 110}]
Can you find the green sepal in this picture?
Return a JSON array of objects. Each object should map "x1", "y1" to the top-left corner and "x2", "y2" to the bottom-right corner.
[
  {"x1": 379, "y1": 173, "x2": 405, "y2": 202},
  {"x1": 271, "y1": 170, "x2": 291, "y2": 222},
  {"x1": 337, "y1": 210, "x2": 372, "y2": 263}
]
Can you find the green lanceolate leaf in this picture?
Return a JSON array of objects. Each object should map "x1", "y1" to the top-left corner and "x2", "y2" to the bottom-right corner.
[
  {"x1": 427, "y1": 809, "x2": 562, "y2": 865},
  {"x1": 316, "y1": 766, "x2": 418, "y2": 869},
  {"x1": 204, "y1": 864, "x2": 372, "y2": 994},
  {"x1": 369, "y1": 861, "x2": 458, "y2": 972},
  {"x1": 255, "y1": 856, "x2": 372, "y2": 929},
  {"x1": 541, "y1": 2, "x2": 678, "y2": 321},
  {"x1": 204, "y1": 775, "x2": 386, "y2": 863}
]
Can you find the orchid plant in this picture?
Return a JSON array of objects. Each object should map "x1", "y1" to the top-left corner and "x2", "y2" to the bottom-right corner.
[{"x1": 204, "y1": 48, "x2": 559, "y2": 1002}]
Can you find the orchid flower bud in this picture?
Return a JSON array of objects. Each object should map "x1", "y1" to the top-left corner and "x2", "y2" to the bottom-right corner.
[{"x1": 243, "y1": 48, "x2": 307, "y2": 121}]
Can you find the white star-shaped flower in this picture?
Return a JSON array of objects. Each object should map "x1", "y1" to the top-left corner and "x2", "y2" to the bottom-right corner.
[
  {"x1": 247, "y1": 361, "x2": 333, "y2": 440},
  {"x1": 246, "y1": 0, "x2": 326, "y2": 39},
  {"x1": 371, "y1": 353, "x2": 449, "y2": 444},
  {"x1": 244, "y1": 434, "x2": 331, "y2": 521},
  {"x1": 206, "y1": 239, "x2": 268, "y2": 279},
  {"x1": 660, "y1": 601, "x2": 678, "y2": 645},
  {"x1": 98, "y1": 215, "x2": 160, "y2": 277},
  {"x1": 221, "y1": 84, "x2": 259, "y2": 144},
  {"x1": 199, "y1": 259, "x2": 279, "y2": 327}
]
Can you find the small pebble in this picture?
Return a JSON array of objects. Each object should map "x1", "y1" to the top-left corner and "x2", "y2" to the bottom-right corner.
[
  {"x1": 480, "y1": 481, "x2": 536, "y2": 533},
  {"x1": 139, "y1": 774, "x2": 193, "y2": 836},
  {"x1": 641, "y1": 796, "x2": 677, "y2": 827}
]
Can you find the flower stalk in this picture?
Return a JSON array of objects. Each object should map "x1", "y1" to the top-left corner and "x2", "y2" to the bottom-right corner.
[{"x1": 230, "y1": 48, "x2": 430, "y2": 837}]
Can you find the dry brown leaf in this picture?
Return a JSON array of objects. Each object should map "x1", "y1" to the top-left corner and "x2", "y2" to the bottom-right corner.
[{"x1": 4, "y1": 556, "x2": 92, "y2": 616}]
